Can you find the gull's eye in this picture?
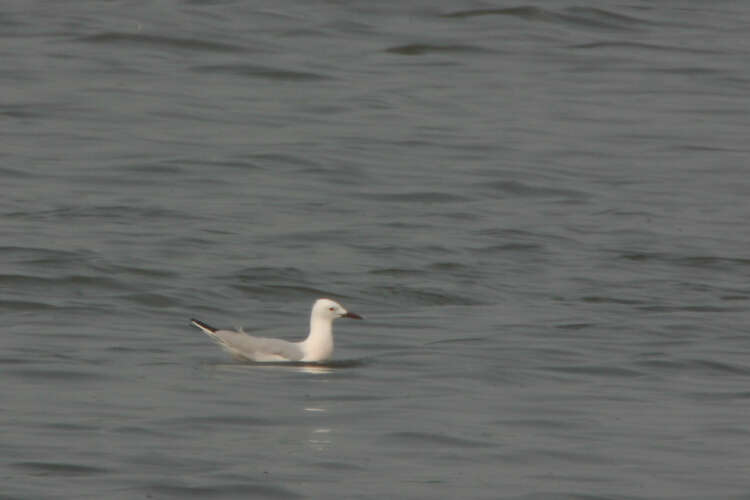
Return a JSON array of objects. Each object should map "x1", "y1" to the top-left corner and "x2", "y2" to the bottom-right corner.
[{"x1": 329, "y1": 307, "x2": 335, "y2": 311}]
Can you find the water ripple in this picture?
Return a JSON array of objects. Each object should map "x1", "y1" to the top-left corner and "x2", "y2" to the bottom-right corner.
[
  {"x1": 442, "y1": 6, "x2": 649, "y2": 31},
  {"x1": 442, "y1": 6, "x2": 553, "y2": 20},
  {"x1": 8, "y1": 205, "x2": 195, "y2": 222},
  {"x1": 542, "y1": 365, "x2": 644, "y2": 378},
  {"x1": 0, "y1": 246, "x2": 85, "y2": 264},
  {"x1": 385, "y1": 43, "x2": 491, "y2": 56},
  {"x1": 10, "y1": 462, "x2": 108, "y2": 476},
  {"x1": 361, "y1": 191, "x2": 469, "y2": 203},
  {"x1": 192, "y1": 64, "x2": 329, "y2": 81},
  {"x1": 383, "y1": 431, "x2": 494, "y2": 449},
  {"x1": 0, "y1": 273, "x2": 123, "y2": 290},
  {"x1": 8, "y1": 368, "x2": 111, "y2": 382},
  {"x1": 231, "y1": 284, "x2": 333, "y2": 301},
  {"x1": 571, "y1": 41, "x2": 720, "y2": 54},
  {"x1": 622, "y1": 252, "x2": 750, "y2": 269},
  {"x1": 0, "y1": 300, "x2": 56, "y2": 311},
  {"x1": 144, "y1": 483, "x2": 303, "y2": 499},
  {"x1": 481, "y1": 180, "x2": 590, "y2": 201},
  {"x1": 369, "y1": 285, "x2": 484, "y2": 306},
  {"x1": 631, "y1": 356, "x2": 750, "y2": 378},
  {"x1": 75, "y1": 32, "x2": 246, "y2": 53},
  {"x1": 122, "y1": 292, "x2": 180, "y2": 308}
]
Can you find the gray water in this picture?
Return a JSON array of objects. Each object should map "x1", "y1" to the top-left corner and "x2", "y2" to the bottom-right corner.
[{"x1": 3, "y1": 1, "x2": 750, "y2": 498}]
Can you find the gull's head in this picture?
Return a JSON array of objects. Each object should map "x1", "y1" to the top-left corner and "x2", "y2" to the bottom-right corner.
[{"x1": 312, "y1": 298, "x2": 363, "y2": 321}]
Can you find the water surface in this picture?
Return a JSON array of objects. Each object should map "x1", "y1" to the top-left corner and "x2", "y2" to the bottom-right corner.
[{"x1": 3, "y1": 1, "x2": 750, "y2": 499}]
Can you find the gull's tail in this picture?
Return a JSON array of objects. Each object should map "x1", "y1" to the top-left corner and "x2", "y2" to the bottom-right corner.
[
  {"x1": 190, "y1": 318, "x2": 249, "y2": 361},
  {"x1": 191, "y1": 318, "x2": 218, "y2": 334}
]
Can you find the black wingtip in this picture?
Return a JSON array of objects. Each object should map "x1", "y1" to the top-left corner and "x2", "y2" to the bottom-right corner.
[{"x1": 190, "y1": 318, "x2": 218, "y2": 333}]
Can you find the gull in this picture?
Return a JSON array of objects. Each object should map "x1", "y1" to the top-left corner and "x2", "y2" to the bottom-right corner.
[{"x1": 190, "y1": 298, "x2": 362, "y2": 362}]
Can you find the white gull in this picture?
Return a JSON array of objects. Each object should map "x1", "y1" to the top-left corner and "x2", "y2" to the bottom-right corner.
[{"x1": 190, "y1": 298, "x2": 362, "y2": 362}]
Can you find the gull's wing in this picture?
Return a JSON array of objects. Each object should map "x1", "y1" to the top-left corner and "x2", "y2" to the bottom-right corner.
[{"x1": 191, "y1": 319, "x2": 304, "y2": 362}]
